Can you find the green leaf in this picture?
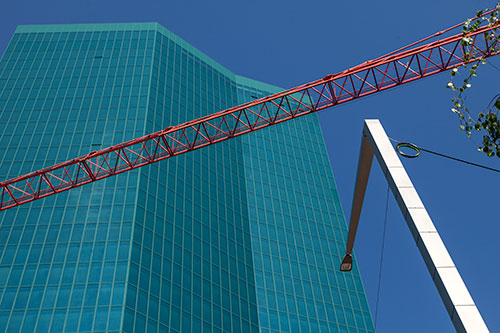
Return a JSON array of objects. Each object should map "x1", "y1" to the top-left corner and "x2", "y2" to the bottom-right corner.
[{"x1": 495, "y1": 98, "x2": 500, "y2": 110}]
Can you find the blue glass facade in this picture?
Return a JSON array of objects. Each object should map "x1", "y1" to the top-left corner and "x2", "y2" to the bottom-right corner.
[
  {"x1": 0, "y1": 23, "x2": 374, "y2": 332},
  {"x1": 237, "y1": 77, "x2": 374, "y2": 332}
]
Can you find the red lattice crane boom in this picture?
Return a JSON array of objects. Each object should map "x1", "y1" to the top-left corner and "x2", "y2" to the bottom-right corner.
[{"x1": 1, "y1": 10, "x2": 499, "y2": 211}]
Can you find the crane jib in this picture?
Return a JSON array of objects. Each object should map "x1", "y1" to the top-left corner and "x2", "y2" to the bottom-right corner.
[{"x1": 0, "y1": 12, "x2": 499, "y2": 211}]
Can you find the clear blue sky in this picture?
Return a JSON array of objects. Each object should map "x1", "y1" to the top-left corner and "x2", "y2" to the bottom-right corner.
[{"x1": 1, "y1": 0, "x2": 499, "y2": 331}]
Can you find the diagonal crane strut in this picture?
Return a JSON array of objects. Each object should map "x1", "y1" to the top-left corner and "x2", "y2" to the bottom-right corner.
[{"x1": 1, "y1": 9, "x2": 499, "y2": 211}]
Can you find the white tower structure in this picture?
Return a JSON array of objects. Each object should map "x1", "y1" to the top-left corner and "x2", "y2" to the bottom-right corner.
[{"x1": 341, "y1": 119, "x2": 488, "y2": 333}]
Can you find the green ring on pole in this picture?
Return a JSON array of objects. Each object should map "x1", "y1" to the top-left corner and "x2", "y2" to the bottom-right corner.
[{"x1": 396, "y1": 142, "x2": 421, "y2": 158}]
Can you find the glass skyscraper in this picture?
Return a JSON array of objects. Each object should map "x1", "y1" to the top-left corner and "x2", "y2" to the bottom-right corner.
[{"x1": 0, "y1": 23, "x2": 374, "y2": 332}]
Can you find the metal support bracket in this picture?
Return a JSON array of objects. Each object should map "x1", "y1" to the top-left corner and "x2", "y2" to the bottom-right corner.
[{"x1": 341, "y1": 119, "x2": 488, "y2": 332}]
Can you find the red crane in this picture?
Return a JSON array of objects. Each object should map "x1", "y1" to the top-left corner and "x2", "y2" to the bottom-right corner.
[{"x1": 1, "y1": 10, "x2": 499, "y2": 211}]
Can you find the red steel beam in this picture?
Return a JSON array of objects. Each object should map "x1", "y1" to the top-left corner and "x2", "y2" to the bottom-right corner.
[{"x1": 1, "y1": 12, "x2": 499, "y2": 211}]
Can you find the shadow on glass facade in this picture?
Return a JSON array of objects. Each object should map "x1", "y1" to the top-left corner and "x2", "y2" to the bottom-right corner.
[{"x1": 0, "y1": 23, "x2": 374, "y2": 332}]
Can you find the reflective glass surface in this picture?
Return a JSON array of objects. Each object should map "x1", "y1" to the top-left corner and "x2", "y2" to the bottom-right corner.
[{"x1": 0, "y1": 23, "x2": 374, "y2": 332}]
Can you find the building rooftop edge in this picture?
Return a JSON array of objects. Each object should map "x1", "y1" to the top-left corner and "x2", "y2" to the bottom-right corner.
[
  {"x1": 235, "y1": 75, "x2": 283, "y2": 94},
  {"x1": 14, "y1": 22, "x2": 236, "y2": 77},
  {"x1": 15, "y1": 22, "x2": 161, "y2": 33},
  {"x1": 13, "y1": 23, "x2": 284, "y2": 96}
]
